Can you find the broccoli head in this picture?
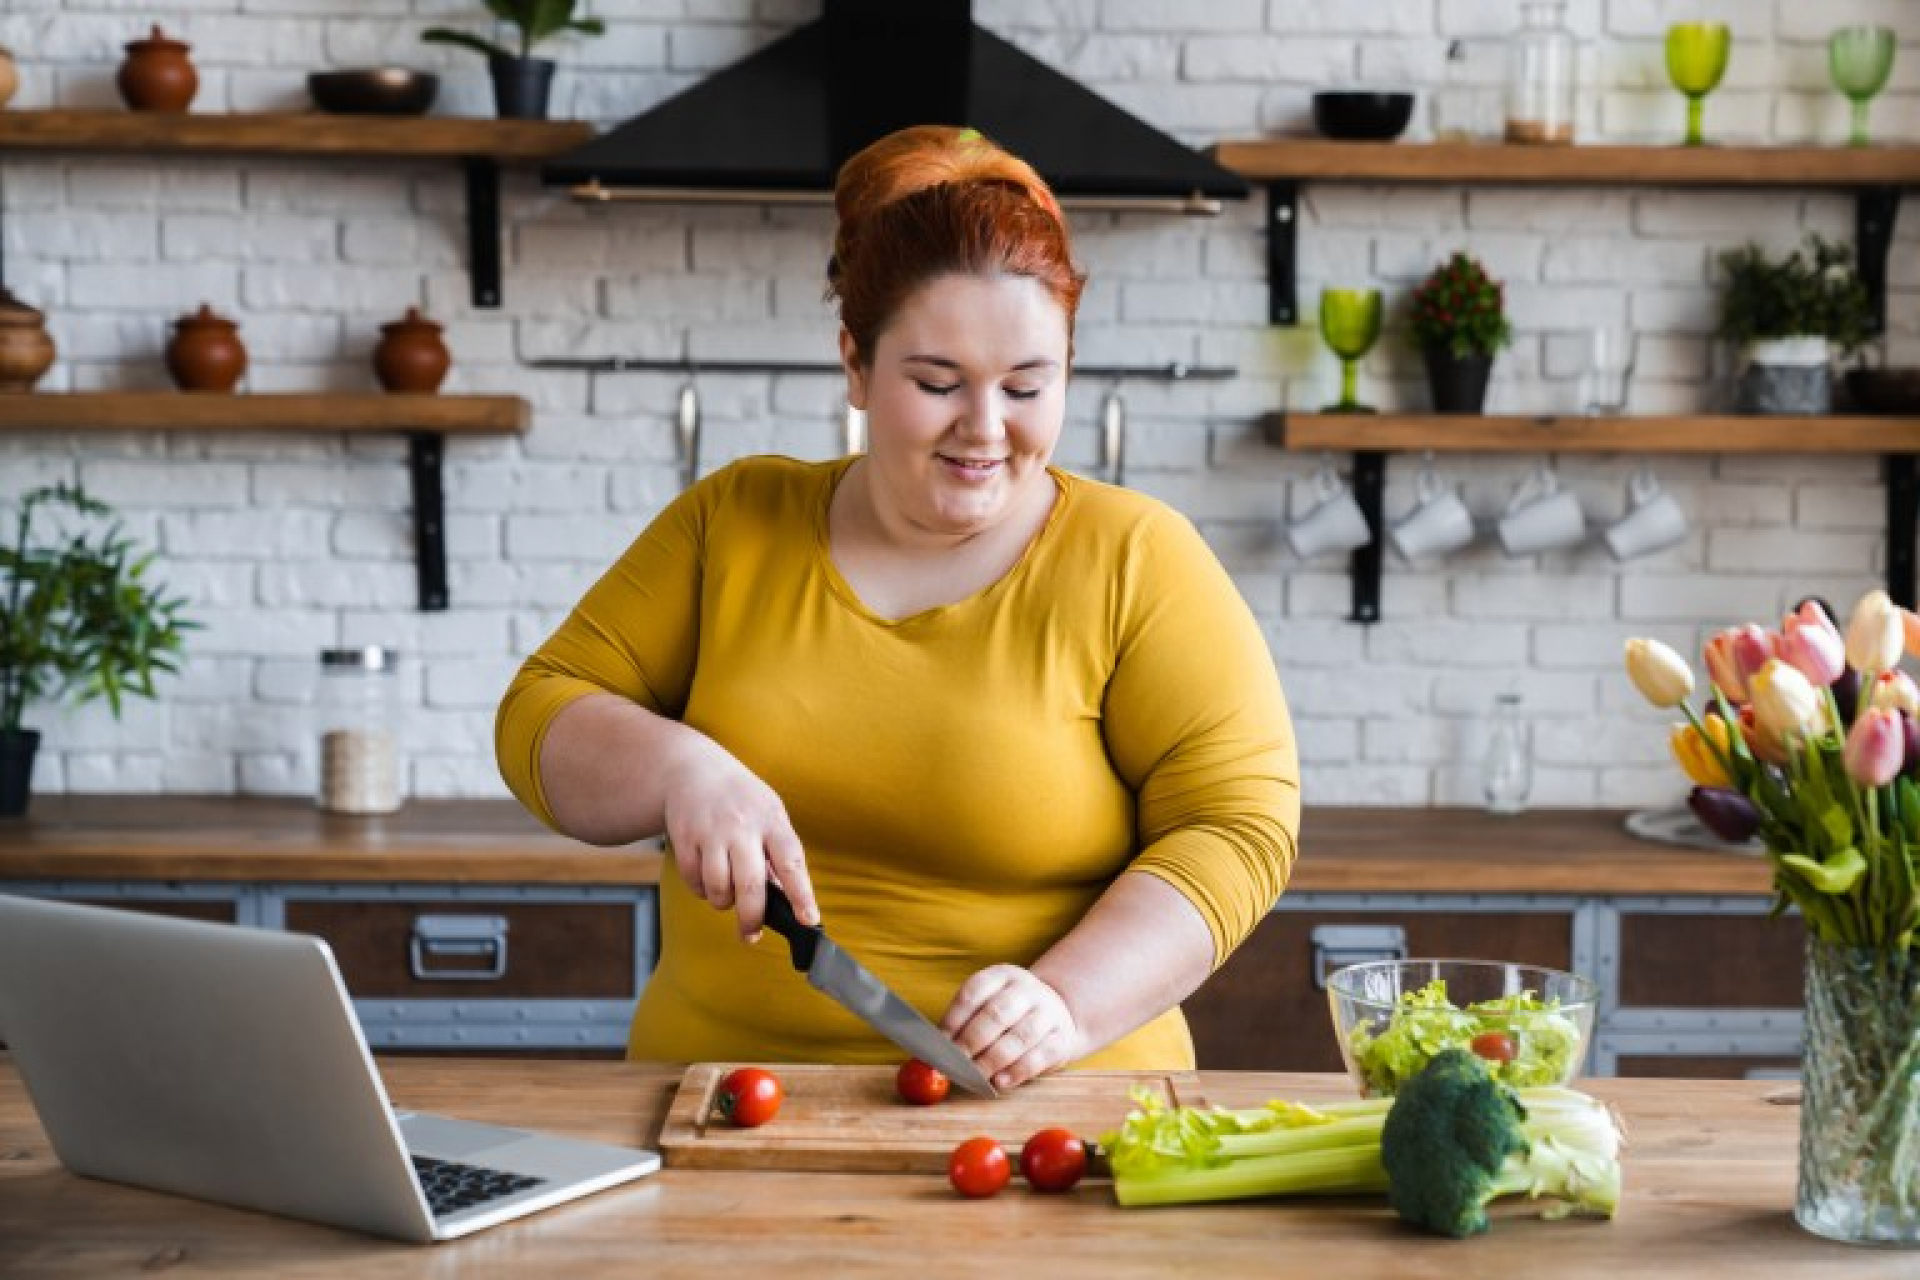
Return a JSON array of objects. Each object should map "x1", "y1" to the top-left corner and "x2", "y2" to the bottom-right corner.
[{"x1": 1381, "y1": 1048, "x2": 1623, "y2": 1238}]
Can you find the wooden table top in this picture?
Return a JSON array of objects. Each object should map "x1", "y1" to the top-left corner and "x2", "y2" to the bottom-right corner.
[
  {"x1": 0, "y1": 796, "x2": 1774, "y2": 894},
  {"x1": 0, "y1": 1057, "x2": 1900, "y2": 1278}
]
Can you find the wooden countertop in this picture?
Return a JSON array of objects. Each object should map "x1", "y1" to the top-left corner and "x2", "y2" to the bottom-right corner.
[
  {"x1": 0, "y1": 1057, "x2": 1899, "y2": 1278},
  {"x1": 0, "y1": 797, "x2": 1773, "y2": 895}
]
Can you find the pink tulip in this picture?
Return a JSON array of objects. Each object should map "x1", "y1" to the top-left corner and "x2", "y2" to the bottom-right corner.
[
  {"x1": 1704, "y1": 624, "x2": 1774, "y2": 703},
  {"x1": 1779, "y1": 600, "x2": 1846, "y2": 687},
  {"x1": 1870, "y1": 669, "x2": 1920, "y2": 716},
  {"x1": 1844, "y1": 708, "x2": 1905, "y2": 787}
]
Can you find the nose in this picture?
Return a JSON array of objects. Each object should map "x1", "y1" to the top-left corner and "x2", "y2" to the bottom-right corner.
[{"x1": 953, "y1": 386, "x2": 1007, "y2": 444}]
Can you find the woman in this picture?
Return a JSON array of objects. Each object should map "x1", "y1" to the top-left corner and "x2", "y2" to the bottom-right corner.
[{"x1": 496, "y1": 125, "x2": 1298, "y2": 1090}]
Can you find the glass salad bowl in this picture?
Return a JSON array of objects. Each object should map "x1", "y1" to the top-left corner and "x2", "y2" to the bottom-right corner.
[{"x1": 1326, "y1": 959, "x2": 1599, "y2": 1097}]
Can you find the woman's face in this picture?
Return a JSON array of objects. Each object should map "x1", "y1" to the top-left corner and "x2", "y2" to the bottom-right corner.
[{"x1": 841, "y1": 272, "x2": 1069, "y2": 540}]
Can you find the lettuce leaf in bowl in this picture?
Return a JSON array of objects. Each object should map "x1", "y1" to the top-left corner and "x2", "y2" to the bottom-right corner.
[{"x1": 1347, "y1": 978, "x2": 1586, "y2": 1095}]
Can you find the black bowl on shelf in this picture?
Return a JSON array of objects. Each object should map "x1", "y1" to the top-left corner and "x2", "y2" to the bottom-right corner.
[
  {"x1": 1312, "y1": 91, "x2": 1416, "y2": 142},
  {"x1": 307, "y1": 69, "x2": 439, "y2": 117}
]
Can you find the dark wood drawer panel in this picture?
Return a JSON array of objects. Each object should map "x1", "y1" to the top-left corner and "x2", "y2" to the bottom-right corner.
[
  {"x1": 1615, "y1": 1055, "x2": 1800, "y2": 1080},
  {"x1": 1616, "y1": 913, "x2": 1803, "y2": 1009},
  {"x1": 70, "y1": 897, "x2": 238, "y2": 925},
  {"x1": 1185, "y1": 908, "x2": 1575, "y2": 1072},
  {"x1": 284, "y1": 900, "x2": 638, "y2": 999}
]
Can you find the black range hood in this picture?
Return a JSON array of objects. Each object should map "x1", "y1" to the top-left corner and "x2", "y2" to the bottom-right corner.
[{"x1": 544, "y1": 0, "x2": 1247, "y2": 213}]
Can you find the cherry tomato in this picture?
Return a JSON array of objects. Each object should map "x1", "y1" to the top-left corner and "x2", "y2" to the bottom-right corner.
[
  {"x1": 1019, "y1": 1127, "x2": 1088, "y2": 1193},
  {"x1": 896, "y1": 1057, "x2": 951, "y2": 1106},
  {"x1": 715, "y1": 1066, "x2": 784, "y2": 1128},
  {"x1": 1470, "y1": 1030, "x2": 1518, "y2": 1064},
  {"x1": 947, "y1": 1136, "x2": 1011, "y2": 1198}
]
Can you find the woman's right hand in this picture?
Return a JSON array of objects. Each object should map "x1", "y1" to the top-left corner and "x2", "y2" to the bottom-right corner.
[{"x1": 659, "y1": 735, "x2": 820, "y2": 940}]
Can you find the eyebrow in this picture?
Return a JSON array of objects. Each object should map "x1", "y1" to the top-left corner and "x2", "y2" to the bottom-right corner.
[{"x1": 901, "y1": 354, "x2": 1060, "y2": 373}]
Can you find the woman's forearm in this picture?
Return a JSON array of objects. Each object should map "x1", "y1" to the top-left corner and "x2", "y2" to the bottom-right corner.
[
  {"x1": 537, "y1": 692, "x2": 698, "y2": 846},
  {"x1": 1029, "y1": 871, "x2": 1217, "y2": 1058}
]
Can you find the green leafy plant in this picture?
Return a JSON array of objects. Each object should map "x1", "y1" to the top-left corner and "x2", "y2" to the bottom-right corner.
[
  {"x1": 421, "y1": 1, "x2": 606, "y2": 61},
  {"x1": 0, "y1": 483, "x2": 195, "y2": 732},
  {"x1": 1716, "y1": 233, "x2": 1873, "y2": 356},
  {"x1": 1409, "y1": 251, "x2": 1513, "y2": 359}
]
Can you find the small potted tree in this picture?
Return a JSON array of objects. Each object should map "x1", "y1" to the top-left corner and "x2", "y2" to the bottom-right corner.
[
  {"x1": 1717, "y1": 234, "x2": 1872, "y2": 415},
  {"x1": 422, "y1": 0, "x2": 606, "y2": 120},
  {"x1": 0, "y1": 483, "x2": 195, "y2": 816},
  {"x1": 1409, "y1": 251, "x2": 1514, "y2": 414}
]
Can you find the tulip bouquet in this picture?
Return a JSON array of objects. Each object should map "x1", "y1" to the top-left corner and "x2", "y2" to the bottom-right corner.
[
  {"x1": 1625, "y1": 592, "x2": 1919, "y2": 953},
  {"x1": 1629, "y1": 593, "x2": 1920, "y2": 1246}
]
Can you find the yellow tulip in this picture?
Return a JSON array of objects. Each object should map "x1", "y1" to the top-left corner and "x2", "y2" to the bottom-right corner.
[
  {"x1": 1846, "y1": 589, "x2": 1904, "y2": 675},
  {"x1": 1670, "y1": 721, "x2": 1733, "y2": 788},
  {"x1": 1624, "y1": 637, "x2": 1695, "y2": 709}
]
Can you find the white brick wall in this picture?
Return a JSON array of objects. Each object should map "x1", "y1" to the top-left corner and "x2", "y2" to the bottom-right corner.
[{"x1": 3, "y1": 2, "x2": 1918, "y2": 811}]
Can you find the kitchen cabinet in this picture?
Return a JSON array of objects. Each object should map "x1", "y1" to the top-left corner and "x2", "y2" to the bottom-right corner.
[{"x1": 1212, "y1": 138, "x2": 1920, "y2": 621}]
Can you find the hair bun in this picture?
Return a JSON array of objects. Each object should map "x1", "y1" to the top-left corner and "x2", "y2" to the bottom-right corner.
[{"x1": 833, "y1": 124, "x2": 1063, "y2": 230}]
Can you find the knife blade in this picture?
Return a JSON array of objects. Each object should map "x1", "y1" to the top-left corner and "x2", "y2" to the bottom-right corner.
[{"x1": 762, "y1": 884, "x2": 999, "y2": 1098}]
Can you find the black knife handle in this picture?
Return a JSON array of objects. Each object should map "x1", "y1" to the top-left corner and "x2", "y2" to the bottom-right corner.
[{"x1": 762, "y1": 883, "x2": 820, "y2": 971}]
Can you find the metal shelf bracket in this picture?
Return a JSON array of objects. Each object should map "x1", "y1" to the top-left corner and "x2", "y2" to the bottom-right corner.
[
  {"x1": 1856, "y1": 187, "x2": 1902, "y2": 337},
  {"x1": 464, "y1": 157, "x2": 504, "y2": 309},
  {"x1": 1888, "y1": 453, "x2": 1918, "y2": 610},
  {"x1": 1349, "y1": 450, "x2": 1388, "y2": 624},
  {"x1": 1265, "y1": 181, "x2": 1300, "y2": 325},
  {"x1": 408, "y1": 433, "x2": 449, "y2": 612}
]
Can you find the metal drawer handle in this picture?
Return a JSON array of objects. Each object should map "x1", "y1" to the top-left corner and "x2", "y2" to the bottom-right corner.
[
  {"x1": 1311, "y1": 924, "x2": 1408, "y2": 990},
  {"x1": 409, "y1": 914, "x2": 509, "y2": 982}
]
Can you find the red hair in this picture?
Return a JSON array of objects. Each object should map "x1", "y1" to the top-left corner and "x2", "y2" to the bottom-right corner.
[{"x1": 827, "y1": 125, "x2": 1085, "y2": 363}]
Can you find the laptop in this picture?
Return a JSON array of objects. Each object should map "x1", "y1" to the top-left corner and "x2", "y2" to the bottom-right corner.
[{"x1": 0, "y1": 895, "x2": 660, "y2": 1243}]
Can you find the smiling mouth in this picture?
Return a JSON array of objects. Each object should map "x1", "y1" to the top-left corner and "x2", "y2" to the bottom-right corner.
[{"x1": 939, "y1": 455, "x2": 1003, "y2": 473}]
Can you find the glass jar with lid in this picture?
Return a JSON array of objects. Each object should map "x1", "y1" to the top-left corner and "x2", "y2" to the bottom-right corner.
[
  {"x1": 1505, "y1": 0, "x2": 1577, "y2": 145},
  {"x1": 316, "y1": 646, "x2": 402, "y2": 815},
  {"x1": 1482, "y1": 693, "x2": 1534, "y2": 815}
]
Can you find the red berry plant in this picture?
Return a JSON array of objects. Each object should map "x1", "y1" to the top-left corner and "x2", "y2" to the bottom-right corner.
[{"x1": 1409, "y1": 251, "x2": 1513, "y2": 360}]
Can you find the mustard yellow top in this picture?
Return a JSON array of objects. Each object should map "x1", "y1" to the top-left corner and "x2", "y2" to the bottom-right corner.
[{"x1": 496, "y1": 456, "x2": 1299, "y2": 1070}]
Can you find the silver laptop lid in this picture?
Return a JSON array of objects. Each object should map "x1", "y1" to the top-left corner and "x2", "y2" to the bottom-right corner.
[{"x1": 0, "y1": 896, "x2": 435, "y2": 1242}]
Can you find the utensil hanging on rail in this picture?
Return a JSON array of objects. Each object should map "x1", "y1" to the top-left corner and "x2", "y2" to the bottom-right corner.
[
  {"x1": 1101, "y1": 386, "x2": 1127, "y2": 487},
  {"x1": 677, "y1": 380, "x2": 701, "y2": 491}
]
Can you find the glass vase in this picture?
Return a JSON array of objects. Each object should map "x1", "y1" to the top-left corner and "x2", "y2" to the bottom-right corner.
[{"x1": 1795, "y1": 936, "x2": 1920, "y2": 1247}]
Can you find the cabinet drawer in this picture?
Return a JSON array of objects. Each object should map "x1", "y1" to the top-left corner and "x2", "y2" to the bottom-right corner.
[
  {"x1": 284, "y1": 900, "x2": 640, "y2": 999},
  {"x1": 1615, "y1": 1055, "x2": 1800, "y2": 1079},
  {"x1": 69, "y1": 897, "x2": 239, "y2": 925},
  {"x1": 1185, "y1": 907, "x2": 1575, "y2": 1072},
  {"x1": 1616, "y1": 912, "x2": 1802, "y2": 1009}
]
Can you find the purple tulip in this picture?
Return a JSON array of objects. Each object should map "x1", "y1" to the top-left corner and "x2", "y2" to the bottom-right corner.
[
  {"x1": 1903, "y1": 711, "x2": 1920, "y2": 781},
  {"x1": 1832, "y1": 666, "x2": 1861, "y2": 727},
  {"x1": 1689, "y1": 786, "x2": 1762, "y2": 843}
]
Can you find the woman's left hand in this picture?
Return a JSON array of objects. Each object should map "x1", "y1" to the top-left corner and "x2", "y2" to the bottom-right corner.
[{"x1": 940, "y1": 965, "x2": 1081, "y2": 1091}]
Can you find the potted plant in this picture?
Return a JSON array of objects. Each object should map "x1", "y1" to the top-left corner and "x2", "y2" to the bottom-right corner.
[
  {"x1": 421, "y1": 0, "x2": 605, "y2": 120},
  {"x1": 0, "y1": 483, "x2": 195, "y2": 817},
  {"x1": 1717, "y1": 233, "x2": 1872, "y2": 415},
  {"x1": 1409, "y1": 251, "x2": 1513, "y2": 414}
]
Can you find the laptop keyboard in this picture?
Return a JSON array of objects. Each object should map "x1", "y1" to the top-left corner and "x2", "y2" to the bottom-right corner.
[{"x1": 411, "y1": 1154, "x2": 547, "y2": 1218}]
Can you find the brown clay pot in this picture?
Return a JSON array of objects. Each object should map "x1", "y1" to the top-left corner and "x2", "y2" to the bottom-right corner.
[
  {"x1": 0, "y1": 289, "x2": 56, "y2": 393},
  {"x1": 166, "y1": 304, "x2": 247, "y2": 393},
  {"x1": 373, "y1": 307, "x2": 452, "y2": 393},
  {"x1": 117, "y1": 25, "x2": 198, "y2": 113},
  {"x1": 0, "y1": 47, "x2": 20, "y2": 111}
]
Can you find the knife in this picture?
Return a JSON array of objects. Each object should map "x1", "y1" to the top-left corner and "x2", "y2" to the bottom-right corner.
[{"x1": 762, "y1": 883, "x2": 999, "y2": 1098}]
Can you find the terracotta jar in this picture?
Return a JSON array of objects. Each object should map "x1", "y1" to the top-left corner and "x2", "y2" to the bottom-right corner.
[
  {"x1": 0, "y1": 46, "x2": 19, "y2": 111},
  {"x1": 373, "y1": 308, "x2": 451, "y2": 393},
  {"x1": 166, "y1": 304, "x2": 247, "y2": 393},
  {"x1": 0, "y1": 289, "x2": 56, "y2": 392},
  {"x1": 117, "y1": 25, "x2": 198, "y2": 113}
]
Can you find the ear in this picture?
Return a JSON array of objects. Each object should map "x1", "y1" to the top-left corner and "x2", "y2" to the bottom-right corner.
[{"x1": 839, "y1": 328, "x2": 869, "y2": 411}]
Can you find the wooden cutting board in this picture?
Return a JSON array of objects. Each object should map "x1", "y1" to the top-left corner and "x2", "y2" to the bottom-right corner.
[{"x1": 658, "y1": 1064, "x2": 1207, "y2": 1173}]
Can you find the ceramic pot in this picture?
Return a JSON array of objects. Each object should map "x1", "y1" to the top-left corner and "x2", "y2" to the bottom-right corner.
[
  {"x1": 1736, "y1": 336, "x2": 1832, "y2": 415},
  {"x1": 117, "y1": 25, "x2": 198, "y2": 113},
  {"x1": 373, "y1": 308, "x2": 451, "y2": 393},
  {"x1": 1422, "y1": 344, "x2": 1495, "y2": 414},
  {"x1": 0, "y1": 728, "x2": 39, "y2": 818},
  {"x1": 0, "y1": 46, "x2": 20, "y2": 110},
  {"x1": 489, "y1": 54, "x2": 555, "y2": 120},
  {"x1": 166, "y1": 304, "x2": 247, "y2": 393},
  {"x1": 0, "y1": 288, "x2": 56, "y2": 392}
]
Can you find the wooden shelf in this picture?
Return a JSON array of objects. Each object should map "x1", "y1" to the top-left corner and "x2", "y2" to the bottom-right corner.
[
  {"x1": 1211, "y1": 139, "x2": 1920, "y2": 185},
  {"x1": 0, "y1": 391, "x2": 529, "y2": 435},
  {"x1": 0, "y1": 109, "x2": 593, "y2": 160},
  {"x1": 1265, "y1": 412, "x2": 1920, "y2": 455}
]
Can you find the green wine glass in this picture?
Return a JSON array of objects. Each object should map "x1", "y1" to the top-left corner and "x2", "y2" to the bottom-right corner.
[
  {"x1": 1830, "y1": 26, "x2": 1896, "y2": 147},
  {"x1": 1665, "y1": 22, "x2": 1731, "y2": 146},
  {"x1": 1320, "y1": 288, "x2": 1383, "y2": 414}
]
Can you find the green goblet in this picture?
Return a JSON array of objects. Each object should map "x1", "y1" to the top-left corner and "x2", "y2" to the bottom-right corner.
[
  {"x1": 1665, "y1": 22, "x2": 1731, "y2": 146},
  {"x1": 1830, "y1": 26, "x2": 1896, "y2": 147},
  {"x1": 1320, "y1": 288, "x2": 1383, "y2": 414}
]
